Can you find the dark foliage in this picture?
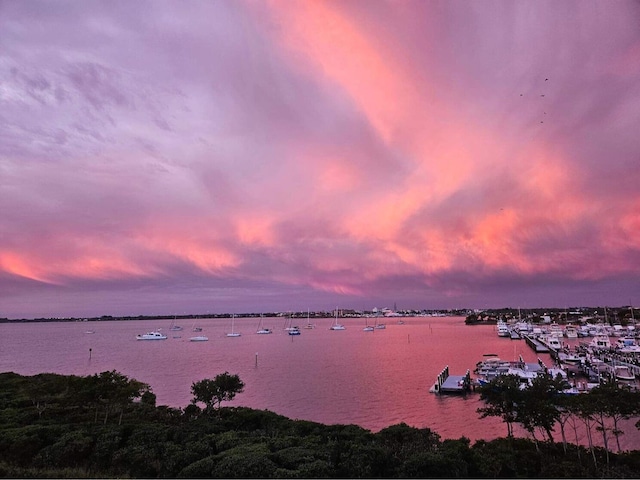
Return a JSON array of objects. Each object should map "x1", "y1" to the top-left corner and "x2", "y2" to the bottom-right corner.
[{"x1": 1, "y1": 371, "x2": 640, "y2": 478}]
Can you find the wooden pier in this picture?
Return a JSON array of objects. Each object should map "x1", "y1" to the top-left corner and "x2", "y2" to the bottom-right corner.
[
  {"x1": 430, "y1": 366, "x2": 473, "y2": 394},
  {"x1": 523, "y1": 334, "x2": 549, "y2": 353}
]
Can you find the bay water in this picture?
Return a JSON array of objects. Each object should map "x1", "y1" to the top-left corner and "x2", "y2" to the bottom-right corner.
[{"x1": 1, "y1": 316, "x2": 638, "y2": 449}]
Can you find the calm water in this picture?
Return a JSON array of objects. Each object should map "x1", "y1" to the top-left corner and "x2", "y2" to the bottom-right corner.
[{"x1": 1, "y1": 316, "x2": 638, "y2": 449}]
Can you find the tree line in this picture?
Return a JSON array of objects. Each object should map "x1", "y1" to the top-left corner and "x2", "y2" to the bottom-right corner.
[
  {"x1": 477, "y1": 371, "x2": 640, "y2": 468},
  {"x1": 1, "y1": 370, "x2": 640, "y2": 478}
]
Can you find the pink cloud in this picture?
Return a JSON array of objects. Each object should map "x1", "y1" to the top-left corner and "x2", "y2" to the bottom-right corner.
[{"x1": 2, "y1": 0, "x2": 640, "y2": 317}]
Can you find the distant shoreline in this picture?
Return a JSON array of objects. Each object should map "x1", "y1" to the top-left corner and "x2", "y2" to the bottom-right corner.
[
  {"x1": 1, "y1": 305, "x2": 635, "y2": 324},
  {"x1": 0, "y1": 309, "x2": 469, "y2": 323}
]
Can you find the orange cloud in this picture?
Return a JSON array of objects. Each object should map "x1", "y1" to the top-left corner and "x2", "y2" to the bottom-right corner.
[
  {"x1": 0, "y1": 252, "x2": 56, "y2": 284},
  {"x1": 0, "y1": 248, "x2": 148, "y2": 283}
]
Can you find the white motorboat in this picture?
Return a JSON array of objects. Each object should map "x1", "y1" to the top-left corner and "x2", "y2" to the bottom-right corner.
[
  {"x1": 548, "y1": 323, "x2": 564, "y2": 337},
  {"x1": 589, "y1": 335, "x2": 611, "y2": 350},
  {"x1": 288, "y1": 328, "x2": 301, "y2": 336},
  {"x1": 136, "y1": 331, "x2": 167, "y2": 340},
  {"x1": 614, "y1": 365, "x2": 636, "y2": 382},
  {"x1": 557, "y1": 351, "x2": 585, "y2": 365},
  {"x1": 189, "y1": 336, "x2": 209, "y2": 342},
  {"x1": 496, "y1": 321, "x2": 509, "y2": 337},
  {"x1": 564, "y1": 325, "x2": 578, "y2": 338},
  {"x1": 615, "y1": 337, "x2": 640, "y2": 353},
  {"x1": 539, "y1": 333, "x2": 563, "y2": 351}
]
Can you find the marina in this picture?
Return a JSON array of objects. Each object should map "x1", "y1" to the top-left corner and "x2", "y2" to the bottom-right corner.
[{"x1": 430, "y1": 317, "x2": 640, "y2": 396}]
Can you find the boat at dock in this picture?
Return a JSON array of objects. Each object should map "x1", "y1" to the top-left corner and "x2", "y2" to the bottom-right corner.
[
  {"x1": 538, "y1": 333, "x2": 563, "y2": 351},
  {"x1": 496, "y1": 321, "x2": 509, "y2": 337},
  {"x1": 564, "y1": 325, "x2": 578, "y2": 338},
  {"x1": 588, "y1": 335, "x2": 611, "y2": 350},
  {"x1": 557, "y1": 350, "x2": 586, "y2": 365},
  {"x1": 615, "y1": 337, "x2": 640, "y2": 353},
  {"x1": 614, "y1": 365, "x2": 636, "y2": 381}
]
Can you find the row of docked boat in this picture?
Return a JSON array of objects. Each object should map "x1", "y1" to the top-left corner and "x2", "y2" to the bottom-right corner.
[
  {"x1": 498, "y1": 319, "x2": 640, "y2": 340},
  {"x1": 474, "y1": 354, "x2": 574, "y2": 387}
]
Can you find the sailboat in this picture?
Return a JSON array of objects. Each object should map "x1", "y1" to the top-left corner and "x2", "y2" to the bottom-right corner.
[
  {"x1": 329, "y1": 308, "x2": 346, "y2": 330},
  {"x1": 226, "y1": 314, "x2": 241, "y2": 337},
  {"x1": 304, "y1": 308, "x2": 316, "y2": 329},
  {"x1": 191, "y1": 322, "x2": 203, "y2": 332},
  {"x1": 256, "y1": 314, "x2": 272, "y2": 334},
  {"x1": 363, "y1": 319, "x2": 374, "y2": 332},
  {"x1": 169, "y1": 316, "x2": 183, "y2": 331},
  {"x1": 374, "y1": 318, "x2": 386, "y2": 330},
  {"x1": 288, "y1": 326, "x2": 301, "y2": 336},
  {"x1": 283, "y1": 313, "x2": 299, "y2": 332}
]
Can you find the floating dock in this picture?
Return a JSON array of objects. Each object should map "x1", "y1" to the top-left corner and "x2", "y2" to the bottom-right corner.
[
  {"x1": 430, "y1": 366, "x2": 473, "y2": 394},
  {"x1": 523, "y1": 334, "x2": 549, "y2": 353}
]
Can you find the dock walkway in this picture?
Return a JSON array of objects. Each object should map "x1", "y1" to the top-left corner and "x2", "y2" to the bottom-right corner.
[
  {"x1": 523, "y1": 334, "x2": 549, "y2": 353},
  {"x1": 430, "y1": 366, "x2": 473, "y2": 394}
]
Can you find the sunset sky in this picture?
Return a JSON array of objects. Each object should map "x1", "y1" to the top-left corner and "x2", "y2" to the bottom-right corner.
[{"x1": 2, "y1": 1, "x2": 640, "y2": 318}]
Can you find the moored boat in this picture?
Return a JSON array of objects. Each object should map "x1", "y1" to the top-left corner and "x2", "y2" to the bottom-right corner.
[
  {"x1": 330, "y1": 308, "x2": 346, "y2": 330},
  {"x1": 136, "y1": 331, "x2": 167, "y2": 340},
  {"x1": 189, "y1": 335, "x2": 209, "y2": 342}
]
